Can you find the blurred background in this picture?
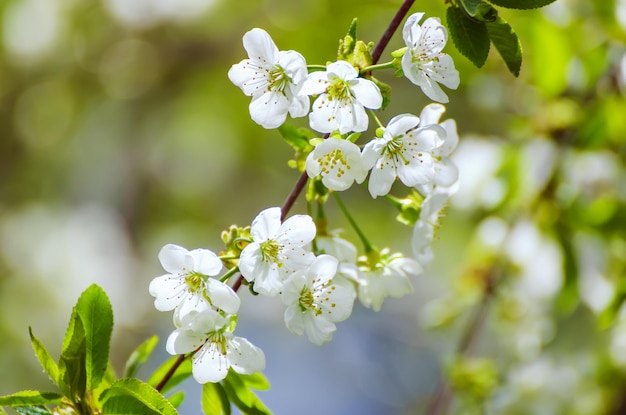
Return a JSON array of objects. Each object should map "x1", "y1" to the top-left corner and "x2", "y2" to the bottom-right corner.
[{"x1": 0, "y1": 0, "x2": 625, "y2": 413}]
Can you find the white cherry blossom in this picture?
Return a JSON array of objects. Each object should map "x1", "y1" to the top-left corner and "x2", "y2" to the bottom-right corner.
[
  {"x1": 418, "y1": 103, "x2": 460, "y2": 188},
  {"x1": 357, "y1": 249, "x2": 421, "y2": 311},
  {"x1": 149, "y1": 244, "x2": 240, "y2": 319},
  {"x1": 362, "y1": 113, "x2": 443, "y2": 198},
  {"x1": 300, "y1": 60, "x2": 382, "y2": 134},
  {"x1": 305, "y1": 137, "x2": 368, "y2": 191},
  {"x1": 413, "y1": 188, "x2": 452, "y2": 268},
  {"x1": 316, "y1": 233, "x2": 361, "y2": 285},
  {"x1": 281, "y1": 255, "x2": 356, "y2": 345},
  {"x1": 239, "y1": 207, "x2": 316, "y2": 296},
  {"x1": 402, "y1": 12, "x2": 459, "y2": 103},
  {"x1": 166, "y1": 309, "x2": 265, "y2": 383},
  {"x1": 228, "y1": 28, "x2": 309, "y2": 129}
]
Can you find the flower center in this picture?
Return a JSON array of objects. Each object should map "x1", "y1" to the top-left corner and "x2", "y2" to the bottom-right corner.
[
  {"x1": 184, "y1": 271, "x2": 207, "y2": 294},
  {"x1": 326, "y1": 78, "x2": 353, "y2": 103},
  {"x1": 318, "y1": 149, "x2": 350, "y2": 178},
  {"x1": 267, "y1": 65, "x2": 291, "y2": 94},
  {"x1": 260, "y1": 239, "x2": 283, "y2": 267},
  {"x1": 383, "y1": 137, "x2": 410, "y2": 165},
  {"x1": 298, "y1": 278, "x2": 335, "y2": 316},
  {"x1": 298, "y1": 287, "x2": 315, "y2": 312},
  {"x1": 206, "y1": 331, "x2": 228, "y2": 356}
]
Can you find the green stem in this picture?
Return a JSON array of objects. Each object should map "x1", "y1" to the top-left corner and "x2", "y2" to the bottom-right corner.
[
  {"x1": 370, "y1": 111, "x2": 385, "y2": 130},
  {"x1": 361, "y1": 61, "x2": 396, "y2": 73},
  {"x1": 220, "y1": 266, "x2": 240, "y2": 283},
  {"x1": 307, "y1": 64, "x2": 327, "y2": 71},
  {"x1": 333, "y1": 192, "x2": 375, "y2": 253}
]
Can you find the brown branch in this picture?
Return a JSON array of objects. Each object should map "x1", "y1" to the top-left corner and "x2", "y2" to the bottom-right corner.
[
  {"x1": 154, "y1": 353, "x2": 187, "y2": 393},
  {"x1": 371, "y1": 0, "x2": 415, "y2": 64}
]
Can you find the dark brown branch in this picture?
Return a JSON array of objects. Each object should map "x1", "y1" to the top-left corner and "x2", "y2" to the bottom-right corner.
[
  {"x1": 154, "y1": 353, "x2": 187, "y2": 393},
  {"x1": 371, "y1": 0, "x2": 415, "y2": 65}
]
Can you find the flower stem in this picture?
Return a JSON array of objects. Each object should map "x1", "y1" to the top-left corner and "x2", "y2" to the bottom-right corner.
[
  {"x1": 333, "y1": 192, "x2": 375, "y2": 253},
  {"x1": 361, "y1": 61, "x2": 396, "y2": 73},
  {"x1": 220, "y1": 265, "x2": 240, "y2": 283},
  {"x1": 307, "y1": 64, "x2": 327, "y2": 71}
]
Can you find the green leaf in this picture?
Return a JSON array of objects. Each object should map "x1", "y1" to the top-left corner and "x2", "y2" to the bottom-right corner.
[
  {"x1": 487, "y1": 0, "x2": 557, "y2": 9},
  {"x1": 100, "y1": 378, "x2": 179, "y2": 415},
  {"x1": 202, "y1": 383, "x2": 231, "y2": 415},
  {"x1": 58, "y1": 310, "x2": 87, "y2": 401},
  {"x1": 167, "y1": 391, "x2": 185, "y2": 409},
  {"x1": 124, "y1": 335, "x2": 159, "y2": 378},
  {"x1": 337, "y1": 18, "x2": 357, "y2": 61},
  {"x1": 486, "y1": 16, "x2": 522, "y2": 76},
  {"x1": 28, "y1": 328, "x2": 60, "y2": 387},
  {"x1": 147, "y1": 356, "x2": 192, "y2": 395},
  {"x1": 222, "y1": 372, "x2": 271, "y2": 415},
  {"x1": 277, "y1": 123, "x2": 315, "y2": 172},
  {"x1": 238, "y1": 372, "x2": 270, "y2": 392},
  {"x1": 0, "y1": 391, "x2": 63, "y2": 407},
  {"x1": 93, "y1": 362, "x2": 118, "y2": 410},
  {"x1": 74, "y1": 284, "x2": 114, "y2": 391},
  {"x1": 459, "y1": 0, "x2": 498, "y2": 22},
  {"x1": 14, "y1": 406, "x2": 54, "y2": 415},
  {"x1": 277, "y1": 124, "x2": 315, "y2": 152},
  {"x1": 447, "y1": 6, "x2": 490, "y2": 68}
]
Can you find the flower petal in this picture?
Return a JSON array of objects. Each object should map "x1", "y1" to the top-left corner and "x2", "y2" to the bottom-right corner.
[
  {"x1": 278, "y1": 214, "x2": 316, "y2": 246},
  {"x1": 166, "y1": 328, "x2": 206, "y2": 355},
  {"x1": 402, "y1": 12, "x2": 425, "y2": 46},
  {"x1": 337, "y1": 101, "x2": 368, "y2": 134},
  {"x1": 158, "y1": 244, "x2": 187, "y2": 274},
  {"x1": 239, "y1": 244, "x2": 262, "y2": 281},
  {"x1": 308, "y1": 95, "x2": 340, "y2": 133},
  {"x1": 242, "y1": 28, "x2": 279, "y2": 65},
  {"x1": 206, "y1": 279, "x2": 241, "y2": 315},
  {"x1": 303, "y1": 312, "x2": 336, "y2": 345},
  {"x1": 419, "y1": 103, "x2": 446, "y2": 126},
  {"x1": 228, "y1": 336, "x2": 266, "y2": 375},
  {"x1": 326, "y1": 60, "x2": 358, "y2": 80},
  {"x1": 192, "y1": 344, "x2": 230, "y2": 383},
  {"x1": 149, "y1": 274, "x2": 185, "y2": 311},
  {"x1": 284, "y1": 305, "x2": 306, "y2": 335},
  {"x1": 250, "y1": 207, "x2": 282, "y2": 241},
  {"x1": 249, "y1": 91, "x2": 290, "y2": 129},
  {"x1": 300, "y1": 72, "x2": 330, "y2": 96},
  {"x1": 368, "y1": 159, "x2": 396, "y2": 198},
  {"x1": 385, "y1": 114, "x2": 421, "y2": 137},
  {"x1": 306, "y1": 254, "x2": 338, "y2": 285},
  {"x1": 188, "y1": 248, "x2": 222, "y2": 276},
  {"x1": 278, "y1": 50, "x2": 308, "y2": 84},
  {"x1": 350, "y1": 79, "x2": 382, "y2": 110},
  {"x1": 420, "y1": 17, "x2": 447, "y2": 54},
  {"x1": 434, "y1": 159, "x2": 459, "y2": 187}
]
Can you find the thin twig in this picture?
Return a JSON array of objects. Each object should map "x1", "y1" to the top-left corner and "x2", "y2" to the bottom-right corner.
[
  {"x1": 155, "y1": 353, "x2": 187, "y2": 392},
  {"x1": 371, "y1": 0, "x2": 415, "y2": 64},
  {"x1": 426, "y1": 270, "x2": 501, "y2": 415}
]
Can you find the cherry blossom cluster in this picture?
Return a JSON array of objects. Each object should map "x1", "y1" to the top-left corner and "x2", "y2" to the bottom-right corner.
[{"x1": 148, "y1": 12, "x2": 461, "y2": 385}]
